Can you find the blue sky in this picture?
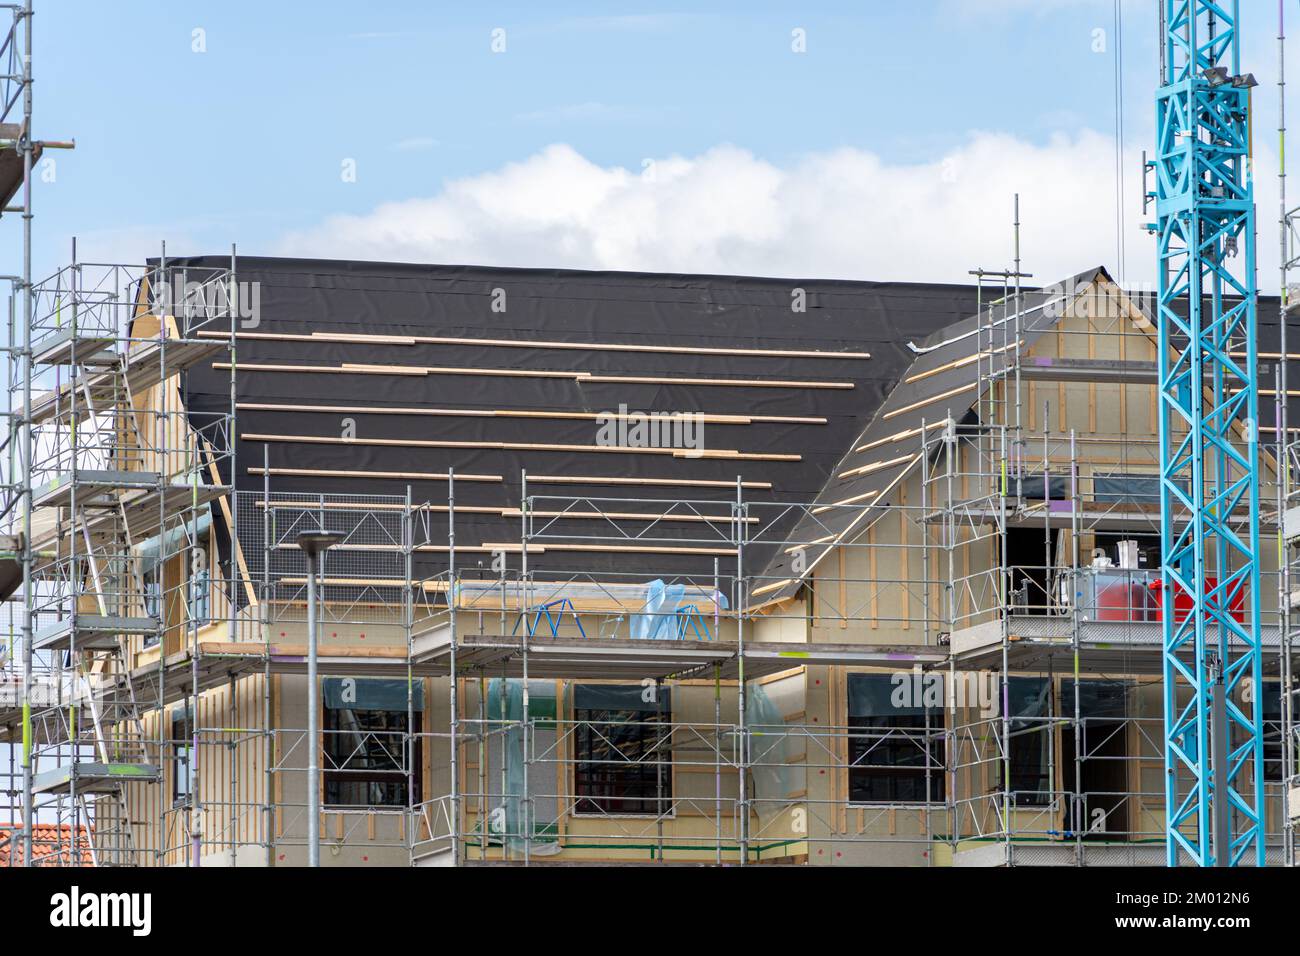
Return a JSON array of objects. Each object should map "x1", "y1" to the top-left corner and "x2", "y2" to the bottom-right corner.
[{"x1": 16, "y1": 0, "x2": 1294, "y2": 286}]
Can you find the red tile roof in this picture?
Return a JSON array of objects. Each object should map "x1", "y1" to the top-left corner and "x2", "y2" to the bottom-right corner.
[{"x1": 0, "y1": 823, "x2": 94, "y2": 866}]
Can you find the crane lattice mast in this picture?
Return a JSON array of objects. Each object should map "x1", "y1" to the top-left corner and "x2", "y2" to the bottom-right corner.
[{"x1": 1154, "y1": 0, "x2": 1265, "y2": 867}]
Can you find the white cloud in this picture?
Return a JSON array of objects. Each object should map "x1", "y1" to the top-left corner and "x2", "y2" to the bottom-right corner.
[{"x1": 275, "y1": 134, "x2": 1286, "y2": 291}]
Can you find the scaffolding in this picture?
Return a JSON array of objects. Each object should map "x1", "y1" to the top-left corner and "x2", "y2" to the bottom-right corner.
[
  {"x1": 60, "y1": 463, "x2": 947, "y2": 866},
  {"x1": 408, "y1": 477, "x2": 952, "y2": 865},
  {"x1": 4, "y1": 254, "x2": 1291, "y2": 866},
  {"x1": 0, "y1": 249, "x2": 1290, "y2": 867},
  {"x1": 0, "y1": 251, "x2": 238, "y2": 865},
  {"x1": 932, "y1": 268, "x2": 1293, "y2": 865}
]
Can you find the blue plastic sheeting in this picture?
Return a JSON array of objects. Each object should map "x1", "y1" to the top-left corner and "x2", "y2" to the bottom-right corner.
[
  {"x1": 135, "y1": 510, "x2": 212, "y2": 574},
  {"x1": 630, "y1": 579, "x2": 687, "y2": 640}
]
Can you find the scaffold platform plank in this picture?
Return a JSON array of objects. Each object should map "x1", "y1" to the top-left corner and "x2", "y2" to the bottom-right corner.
[
  {"x1": 413, "y1": 627, "x2": 733, "y2": 680},
  {"x1": 33, "y1": 470, "x2": 162, "y2": 509},
  {"x1": 32, "y1": 327, "x2": 119, "y2": 367},
  {"x1": 1017, "y1": 357, "x2": 1158, "y2": 384},
  {"x1": 734, "y1": 640, "x2": 947, "y2": 678},
  {"x1": 412, "y1": 625, "x2": 947, "y2": 680},
  {"x1": 120, "y1": 336, "x2": 227, "y2": 388},
  {"x1": 949, "y1": 615, "x2": 1284, "y2": 675},
  {"x1": 925, "y1": 501, "x2": 1273, "y2": 533},
  {"x1": 118, "y1": 639, "x2": 443, "y2": 716},
  {"x1": 32, "y1": 761, "x2": 160, "y2": 795},
  {"x1": 0, "y1": 676, "x2": 106, "y2": 744},
  {"x1": 18, "y1": 336, "x2": 225, "y2": 426},
  {"x1": 30, "y1": 480, "x2": 228, "y2": 560},
  {"x1": 34, "y1": 614, "x2": 160, "y2": 651}
]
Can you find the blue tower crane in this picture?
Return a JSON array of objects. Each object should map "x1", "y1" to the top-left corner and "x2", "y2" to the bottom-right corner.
[{"x1": 1153, "y1": 0, "x2": 1265, "y2": 866}]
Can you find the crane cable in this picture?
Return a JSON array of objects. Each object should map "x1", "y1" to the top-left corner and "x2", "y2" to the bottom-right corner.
[{"x1": 1114, "y1": 0, "x2": 1126, "y2": 286}]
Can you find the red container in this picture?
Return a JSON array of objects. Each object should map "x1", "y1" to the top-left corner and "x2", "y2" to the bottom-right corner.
[
  {"x1": 1148, "y1": 576, "x2": 1245, "y2": 623},
  {"x1": 1095, "y1": 578, "x2": 1156, "y2": 622}
]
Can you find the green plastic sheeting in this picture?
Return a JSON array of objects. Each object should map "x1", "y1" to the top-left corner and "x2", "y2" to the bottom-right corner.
[
  {"x1": 746, "y1": 683, "x2": 794, "y2": 805},
  {"x1": 485, "y1": 679, "x2": 557, "y2": 850}
]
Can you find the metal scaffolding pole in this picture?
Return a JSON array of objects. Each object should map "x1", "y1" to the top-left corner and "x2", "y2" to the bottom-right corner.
[
  {"x1": 297, "y1": 529, "x2": 341, "y2": 868},
  {"x1": 735, "y1": 475, "x2": 747, "y2": 864},
  {"x1": 16, "y1": 0, "x2": 32, "y2": 871},
  {"x1": 1278, "y1": 0, "x2": 1298, "y2": 869},
  {"x1": 520, "y1": 468, "x2": 530, "y2": 865},
  {"x1": 447, "y1": 471, "x2": 460, "y2": 865},
  {"x1": 404, "y1": 486, "x2": 415, "y2": 864}
]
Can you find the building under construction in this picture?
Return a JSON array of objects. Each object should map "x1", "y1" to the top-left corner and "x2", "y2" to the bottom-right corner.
[
  {"x1": 0, "y1": 0, "x2": 1297, "y2": 869},
  {"x1": 0, "y1": 248, "x2": 1294, "y2": 867}
]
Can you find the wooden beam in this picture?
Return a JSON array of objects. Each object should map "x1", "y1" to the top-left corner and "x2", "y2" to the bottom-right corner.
[
  {"x1": 1230, "y1": 351, "x2": 1300, "y2": 360},
  {"x1": 853, "y1": 420, "x2": 948, "y2": 455},
  {"x1": 277, "y1": 577, "x2": 447, "y2": 591},
  {"x1": 881, "y1": 383, "x2": 978, "y2": 421},
  {"x1": 199, "y1": 438, "x2": 258, "y2": 609},
  {"x1": 481, "y1": 541, "x2": 738, "y2": 557},
  {"x1": 526, "y1": 474, "x2": 771, "y2": 490},
  {"x1": 583, "y1": 373, "x2": 853, "y2": 389},
  {"x1": 199, "y1": 328, "x2": 872, "y2": 361},
  {"x1": 751, "y1": 578, "x2": 794, "y2": 596},
  {"x1": 501, "y1": 508, "x2": 755, "y2": 524},
  {"x1": 903, "y1": 340, "x2": 1022, "y2": 385},
  {"x1": 216, "y1": 361, "x2": 569, "y2": 379},
  {"x1": 241, "y1": 432, "x2": 801, "y2": 462},
  {"x1": 255, "y1": 498, "x2": 750, "y2": 523},
  {"x1": 216, "y1": 361, "x2": 852, "y2": 390},
  {"x1": 783, "y1": 533, "x2": 836, "y2": 554},
  {"x1": 274, "y1": 540, "x2": 739, "y2": 557},
  {"x1": 812, "y1": 487, "x2": 883, "y2": 514},
  {"x1": 248, "y1": 466, "x2": 501, "y2": 482},
  {"x1": 343, "y1": 362, "x2": 577, "y2": 379},
  {"x1": 237, "y1": 401, "x2": 827, "y2": 426},
  {"x1": 837, "y1": 453, "x2": 913, "y2": 481}
]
